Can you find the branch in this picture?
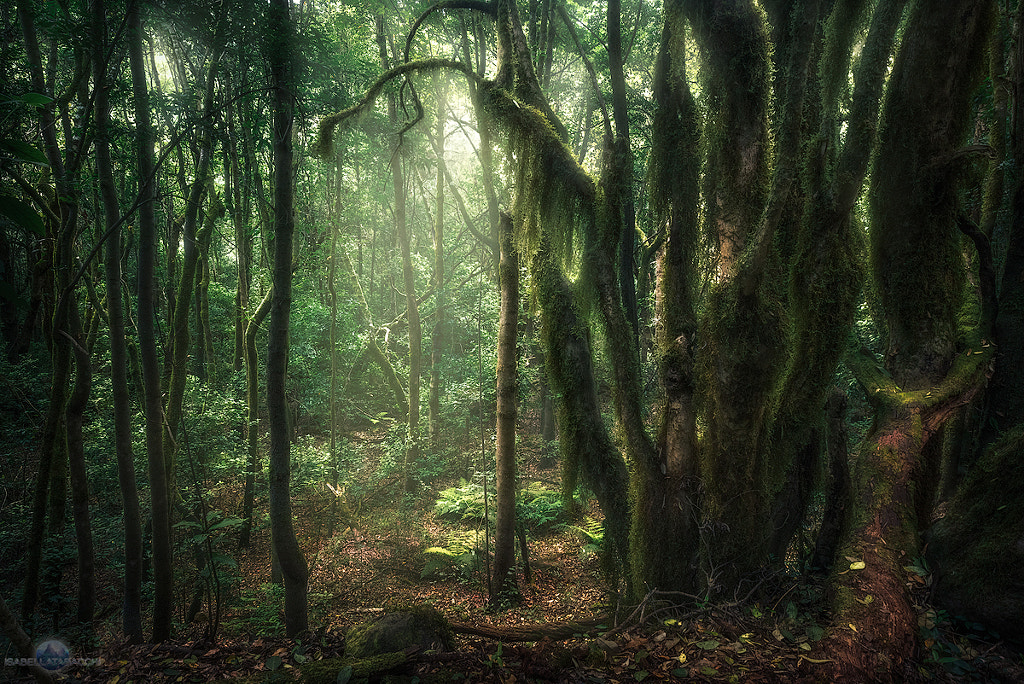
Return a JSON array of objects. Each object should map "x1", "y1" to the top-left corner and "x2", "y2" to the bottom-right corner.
[
  {"x1": 404, "y1": 0, "x2": 495, "y2": 64},
  {"x1": 956, "y1": 212, "x2": 998, "y2": 334},
  {"x1": 316, "y1": 58, "x2": 478, "y2": 159}
]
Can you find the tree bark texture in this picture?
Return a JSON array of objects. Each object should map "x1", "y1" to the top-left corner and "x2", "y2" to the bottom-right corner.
[
  {"x1": 128, "y1": 1, "x2": 174, "y2": 642},
  {"x1": 492, "y1": 211, "x2": 520, "y2": 604},
  {"x1": 267, "y1": 0, "x2": 309, "y2": 637}
]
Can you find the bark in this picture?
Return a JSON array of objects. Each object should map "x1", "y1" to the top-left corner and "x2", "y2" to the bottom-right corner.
[
  {"x1": 819, "y1": 5, "x2": 995, "y2": 675},
  {"x1": 491, "y1": 211, "x2": 520, "y2": 605},
  {"x1": 267, "y1": 0, "x2": 308, "y2": 637},
  {"x1": 17, "y1": 0, "x2": 79, "y2": 623},
  {"x1": 239, "y1": 287, "x2": 272, "y2": 550},
  {"x1": 928, "y1": 425, "x2": 1024, "y2": 641},
  {"x1": 163, "y1": 49, "x2": 221, "y2": 487},
  {"x1": 129, "y1": 1, "x2": 173, "y2": 642},
  {"x1": 65, "y1": 306, "x2": 94, "y2": 625},
  {"x1": 607, "y1": 0, "x2": 639, "y2": 341},
  {"x1": 93, "y1": 0, "x2": 143, "y2": 637},
  {"x1": 428, "y1": 74, "x2": 447, "y2": 448},
  {"x1": 378, "y1": 15, "x2": 422, "y2": 491},
  {"x1": 639, "y1": 0, "x2": 702, "y2": 595},
  {"x1": 765, "y1": 0, "x2": 907, "y2": 564}
]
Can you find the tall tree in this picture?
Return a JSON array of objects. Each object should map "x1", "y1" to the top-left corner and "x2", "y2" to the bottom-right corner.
[
  {"x1": 377, "y1": 15, "x2": 422, "y2": 491},
  {"x1": 491, "y1": 211, "x2": 519, "y2": 604},
  {"x1": 267, "y1": 0, "x2": 309, "y2": 637},
  {"x1": 93, "y1": 0, "x2": 143, "y2": 639},
  {"x1": 128, "y1": 0, "x2": 174, "y2": 643}
]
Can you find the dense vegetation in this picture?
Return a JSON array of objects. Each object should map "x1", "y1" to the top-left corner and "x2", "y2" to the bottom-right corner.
[{"x1": 1, "y1": 0, "x2": 1023, "y2": 681}]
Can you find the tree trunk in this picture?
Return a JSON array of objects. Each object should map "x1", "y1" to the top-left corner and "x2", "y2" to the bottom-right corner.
[
  {"x1": 239, "y1": 287, "x2": 272, "y2": 550},
  {"x1": 378, "y1": 15, "x2": 422, "y2": 491},
  {"x1": 65, "y1": 304, "x2": 94, "y2": 625},
  {"x1": 267, "y1": 0, "x2": 308, "y2": 637},
  {"x1": 128, "y1": 1, "x2": 174, "y2": 642},
  {"x1": 17, "y1": 0, "x2": 78, "y2": 624},
  {"x1": 428, "y1": 73, "x2": 447, "y2": 448},
  {"x1": 93, "y1": 0, "x2": 143, "y2": 638},
  {"x1": 819, "y1": 2, "x2": 995, "y2": 675},
  {"x1": 491, "y1": 211, "x2": 520, "y2": 605}
]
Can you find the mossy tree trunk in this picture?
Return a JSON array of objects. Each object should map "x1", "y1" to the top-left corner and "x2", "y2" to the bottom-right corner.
[
  {"x1": 492, "y1": 211, "x2": 520, "y2": 605},
  {"x1": 239, "y1": 287, "x2": 272, "y2": 551},
  {"x1": 638, "y1": 0, "x2": 702, "y2": 595},
  {"x1": 378, "y1": 15, "x2": 422, "y2": 492},
  {"x1": 927, "y1": 0, "x2": 1024, "y2": 643},
  {"x1": 17, "y1": 0, "x2": 83, "y2": 625},
  {"x1": 429, "y1": 73, "x2": 447, "y2": 448},
  {"x1": 817, "y1": 0, "x2": 994, "y2": 677},
  {"x1": 94, "y1": 0, "x2": 143, "y2": 638},
  {"x1": 267, "y1": 0, "x2": 308, "y2": 637},
  {"x1": 128, "y1": 1, "x2": 174, "y2": 643}
]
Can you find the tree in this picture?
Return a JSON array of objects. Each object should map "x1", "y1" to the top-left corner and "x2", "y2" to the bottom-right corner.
[
  {"x1": 128, "y1": 0, "x2": 174, "y2": 643},
  {"x1": 93, "y1": 0, "x2": 143, "y2": 640},
  {"x1": 267, "y1": 0, "x2": 309, "y2": 637}
]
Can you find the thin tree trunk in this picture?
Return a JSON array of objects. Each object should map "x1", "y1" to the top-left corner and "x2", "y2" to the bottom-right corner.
[
  {"x1": 492, "y1": 211, "x2": 520, "y2": 605},
  {"x1": 93, "y1": 0, "x2": 143, "y2": 638},
  {"x1": 129, "y1": 1, "x2": 174, "y2": 642},
  {"x1": 429, "y1": 74, "x2": 447, "y2": 448},
  {"x1": 268, "y1": 0, "x2": 308, "y2": 637},
  {"x1": 239, "y1": 287, "x2": 272, "y2": 550},
  {"x1": 378, "y1": 15, "x2": 421, "y2": 491},
  {"x1": 65, "y1": 305, "x2": 94, "y2": 626}
]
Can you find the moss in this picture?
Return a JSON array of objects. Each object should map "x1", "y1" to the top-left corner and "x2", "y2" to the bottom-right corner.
[
  {"x1": 345, "y1": 605, "x2": 453, "y2": 659},
  {"x1": 928, "y1": 426, "x2": 1024, "y2": 640},
  {"x1": 300, "y1": 652, "x2": 408, "y2": 684}
]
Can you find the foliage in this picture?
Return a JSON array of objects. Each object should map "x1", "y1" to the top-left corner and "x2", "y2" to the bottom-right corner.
[{"x1": 434, "y1": 477, "x2": 570, "y2": 532}]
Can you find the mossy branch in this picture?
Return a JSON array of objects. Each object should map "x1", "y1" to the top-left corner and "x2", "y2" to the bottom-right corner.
[
  {"x1": 316, "y1": 58, "x2": 477, "y2": 159},
  {"x1": 405, "y1": 1, "x2": 495, "y2": 64}
]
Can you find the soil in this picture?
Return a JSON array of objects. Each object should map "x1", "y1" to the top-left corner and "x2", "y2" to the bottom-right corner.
[{"x1": 4, "y1": 433, "x2": 1023, "y2": 683}]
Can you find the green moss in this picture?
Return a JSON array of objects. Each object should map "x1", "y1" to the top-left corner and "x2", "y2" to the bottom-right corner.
[
  {"x1": 300, "y1": 652, "x2": 408, "y2": 684},
  {"x1": 345, "y1": 605, "x2": 452, "y2": 659}
]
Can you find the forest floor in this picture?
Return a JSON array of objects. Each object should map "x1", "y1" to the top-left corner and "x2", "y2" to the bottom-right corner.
[{"x1": 5, "y1": 432, "x2": 1024, "y2": 684}]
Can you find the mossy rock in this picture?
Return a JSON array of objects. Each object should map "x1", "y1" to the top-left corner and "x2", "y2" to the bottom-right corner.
[{"x1": 345, "y1": 605, "x2": 453, "y2": 659}]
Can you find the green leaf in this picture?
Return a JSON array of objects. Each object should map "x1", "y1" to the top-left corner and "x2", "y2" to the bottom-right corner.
[
  {"x1": 696, "y1": 640, "x2": 719, "y2": 650},
  {"x1": 209, "y1": 517, "x2": 243, "y2": 531},
  {"x1": 633, "y1": 671, "x2": 649, "y2": 681},
  {"x1": 0, "y1": 139, "x2": 47, "y2": 164},
  {"x1": 672, "y1": 668, "x2": 687, "y2": 677},
  {"x1": 0, "y1": 195, "x2": 44, "y2": 236},
  {"x1": 336, "y1": 664, "x2": 353, "y2": 683},
  {"x1": 849, "y1": 560, "x2": 866, "y2": 571},
  {"x1": 20, "y1": 93, "x2": 53, "y2": 107},
  {"x1": 265, "y1": 655, "x2": 282, "y2": 671},
  {"x1": 700, "y1": 666, "x2": 718, "y2": 676}
]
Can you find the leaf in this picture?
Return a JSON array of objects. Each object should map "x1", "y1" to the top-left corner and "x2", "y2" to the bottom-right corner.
[
  {"x1": 209, "y1": 517, "x2": 244, "y2": 531},
  {"x1": 0, "y1": 195, "x2": 44, "y2": 236},
  {"x1": 336, "y1": 665, "x2": 353, "y2": 684},
  {"x1": 266, "y1": 655, "x2": 282, "y2": 671},
  {"x1": 633, "y1": 671, "x2": 649, "y2": 681},
  {"x1": 20, "y1": 92, "x2": 53, "y2": 106},
  {"x1": 849, "y1": 560, "x2": 866, "y2": 571},
  {"x1": 0, "y1": 139, "x2": 47, "y2": 164},
  {"x1": 696, "y1": 640, "x2": 719, "y2": 650},
  {"x1": 700, "y1": 666, "x2": 718, "y2": 676},
  {"x1": 672, "y1": 668, "x2": 687, "y2": 677},
  {"x1": 805, "y1": 625, "x2": 825, "y2": 642}
]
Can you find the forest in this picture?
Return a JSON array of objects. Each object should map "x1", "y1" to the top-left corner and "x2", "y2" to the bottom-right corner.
[{"x1": 1, "y1": 0, "x2": 1023, "y2": 681}]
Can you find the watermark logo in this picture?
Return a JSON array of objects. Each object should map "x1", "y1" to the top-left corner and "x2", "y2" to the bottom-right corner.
[
  {"x1": 35, "y1": 639, "x2": 71, "y2": 671},
  {"x1": 3, "y1": 638, "x2": 102, "y2": 671}
]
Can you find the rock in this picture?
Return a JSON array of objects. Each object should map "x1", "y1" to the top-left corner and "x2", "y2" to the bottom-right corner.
[{"x1": 345, "y1": 605, "x2": 453, "y2": 659}]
